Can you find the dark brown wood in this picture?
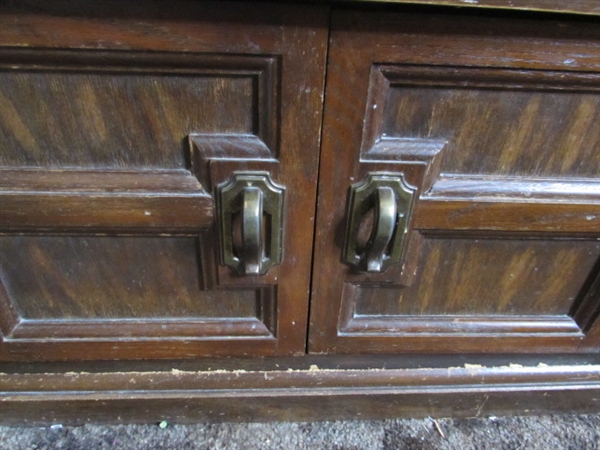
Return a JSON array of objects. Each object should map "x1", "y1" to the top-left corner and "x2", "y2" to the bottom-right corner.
[
  {"x1": 1, "y1": 0, "x2": 599, "y2": 423},
  {"x1": 1, "y1": 354, "x2": 599, "y2": 425},
  {"x1": 0, "y1": 0, "x2": 329, "y2": 361},
  {"x1": 0, "y1": 235, "x2": 281, "y2": 361},
  {"x1": 310, "y1": 9, "x2": 600, "y2": 355},
  {"x1": 0, "y1": 169, "x2": 212, "y2": 232}
]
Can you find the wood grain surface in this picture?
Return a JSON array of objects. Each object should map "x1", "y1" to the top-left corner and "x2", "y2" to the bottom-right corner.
[
  {"x1": 0, "y1": 0, "x2": 330, "y2": 361},
  {"x1": 310, "y1": 8, "x2": 600, "y2": 355}
]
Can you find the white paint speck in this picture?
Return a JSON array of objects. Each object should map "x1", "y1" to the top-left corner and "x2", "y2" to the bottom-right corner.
[
  {"x1": 144, "y1": 211, "x2": 151, "y2": 216},
  {"x1": 564, "y1": 59, "x2": 575, "y2": 64}
]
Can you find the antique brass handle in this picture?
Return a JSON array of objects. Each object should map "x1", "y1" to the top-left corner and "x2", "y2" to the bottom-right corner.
[
  {"x1": 216, "y1": 172, "x2": 284, "y2": 276},
  {"x1": 242, "y1": 187, "x2": 263, "y2": 275},
  {"x1": 365, "y1": 187, "x2": 397, "y2": 272},
  {"x1": 343, "y1": 173, "x2": 416, "y2": 273}
]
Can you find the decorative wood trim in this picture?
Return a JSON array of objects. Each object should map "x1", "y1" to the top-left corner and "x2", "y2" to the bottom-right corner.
[
  {"x1": 0, "y1": 168, "x2": 212, "y2": 233},
  {"x1": 188, "y1": 134, "x2": 277, "y2": 191},
  {"x1": 571, "y1": 257, "x2": 600, "y2": 333},
  {"x1": 425, "y1": 176, "x2": 600, "y2": 202},
  {"x1": 341, "y1": 315, "x2": 583, "y2": 336},
  {"x1": 415, "y1": 200, "x2": 600, "y2": 234},
  {"x1": 1, "y1": 271, "x2": 278, "y2": 357},
  {"x1": 414, "y1": 176, "x2": 600, "y2": 234},
  {"x1": 0, "y1": 338, "x2": 279, "y2": 362},
  {"x1": 338, "y1": 280, "x2": 586, "y2": 341},
  {"x1": 379, "y1": 65, "x2": 600, "y2": 91},
  {"x1": 7, "y1": 318, "x2": 273, "y2": 340},
  {"x1": 3, "y1": 359, "x2": 600, "y2": 392},
  {"x1": 335, "y1": 265, "x2": 593, "y2": 353},
  {"x1": 0, "y1": 355, "x2": 599, "y2": 424}
]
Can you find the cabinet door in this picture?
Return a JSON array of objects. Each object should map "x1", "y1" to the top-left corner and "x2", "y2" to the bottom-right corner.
[
  {"x1": 0, "y1": 1, "x2": 328, "y2": 361},
  {"x1": 310, "y1": 10, "x2": 600, "y2": 354}
]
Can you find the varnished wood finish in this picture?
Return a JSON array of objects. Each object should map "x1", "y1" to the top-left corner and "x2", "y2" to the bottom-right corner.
[
  {"x1": 310, "y1": 10, "x2": 600, "y2": 354},
  {"x1": 1, "y1": 354, "x2": 599, "y2": 425},
  {"x1": 1, "y1": 0, "x2": 599, "y2": 424},
  {"x1": 377, "y1": 65, "x2": 600, "y2": 177},
  {"x1": 0, "y1": 49, "x2": 265, "y2": 169},
  {"x1": 1, "y1": 236, "x2": 256, "y2": 320},
  {"x1": 0, "y1": 0, "x2": 329, "y2": 360},
  {"x1": 0, "y1": 169, "x2": 212, "y2": 232}
]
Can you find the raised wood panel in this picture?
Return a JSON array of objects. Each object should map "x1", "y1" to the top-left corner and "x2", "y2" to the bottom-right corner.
[
  {"x1": 0, "y1": 70, "x2": 251, "y2": 168},
  {"x1": 0, "y1": 48, "x2": 278, "y2": 168},
  {"x1": 352, "y1": 239, "x2": 600, "y2": 317},
  {"x1": 0, "y1": 236, "x2": 258, "y2": 320},
  {"x1": 378, "y1": 67, "x2": 600, "y2": 178}
]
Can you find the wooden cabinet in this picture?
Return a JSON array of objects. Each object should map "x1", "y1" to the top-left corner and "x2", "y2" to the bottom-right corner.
[{"x1": 0, "y1": 0, "x2": 599, "y2": 423}]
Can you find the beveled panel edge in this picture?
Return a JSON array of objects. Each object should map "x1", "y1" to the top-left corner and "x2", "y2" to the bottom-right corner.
[
  {"x1": 0, "y1": 47, "x2": 275, "y2": 73},
  {"x1": 379, "y1": 64, "x2": 600, "y2": 90},
  {"x1": 6, "y1": 317, "x2": 273, "y2": 340},
  {"x1": 0, "y1": 338, "x2": 280, "y2": 362},
  {"x1": 340, "y1": 314, "x2": 584, "y2": 336},
  {"x1": 571, "y1": 257, "x2": 600, "y2": 332}
]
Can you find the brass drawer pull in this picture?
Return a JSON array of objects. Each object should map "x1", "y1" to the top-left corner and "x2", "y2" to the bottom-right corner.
[
  {"x1": 216, "y1": 172, "x2": 285, "y2": 276},
  {"x1": 242, "y1": 187, "x2": 263, "y2": 275},
  {"x1": 343, "y1": 173, "x2": 416, "y2": 273}
]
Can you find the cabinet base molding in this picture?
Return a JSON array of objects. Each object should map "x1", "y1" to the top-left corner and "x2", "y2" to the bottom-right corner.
[{"x1": 1, "y1": 355, "x2": 598, "y2": 425}]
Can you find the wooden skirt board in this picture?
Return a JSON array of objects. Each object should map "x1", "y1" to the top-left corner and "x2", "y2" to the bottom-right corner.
[
  {"x1": 1, "y1": 354, "x2": 600, "y2": 425},
  {"x1": 0, "y1": 0, "x2": 599, "y2": 423},
  {"x1": 309, "y1": 9, "x2": 600, "y2": 355}
]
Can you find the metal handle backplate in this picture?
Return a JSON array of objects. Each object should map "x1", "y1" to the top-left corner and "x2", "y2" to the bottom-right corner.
[
  {"x1": 343, "y1": 173, "x2": 416, "y2": 273},
  {"x1": 216, "y1": 172, "x2": 284, "y2": 276}
]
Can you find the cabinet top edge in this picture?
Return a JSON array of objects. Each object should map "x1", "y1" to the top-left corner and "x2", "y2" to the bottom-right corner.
[{"x1": 330, "y1": 0, "x2": 600, "y2": 17}]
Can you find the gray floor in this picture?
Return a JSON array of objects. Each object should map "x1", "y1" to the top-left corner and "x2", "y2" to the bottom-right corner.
[{"x1": 1, "y1": 414, "x2": 599, "y2": 449}]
